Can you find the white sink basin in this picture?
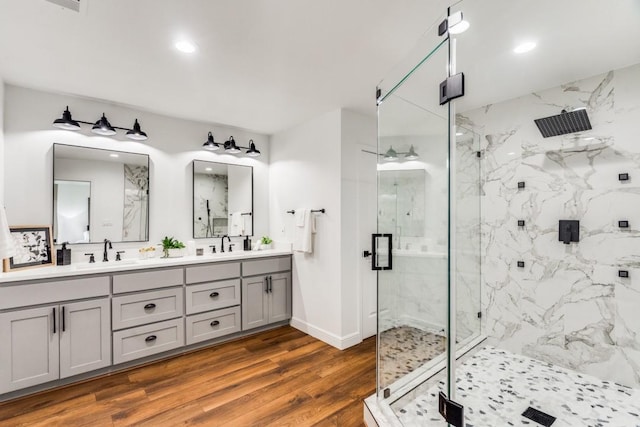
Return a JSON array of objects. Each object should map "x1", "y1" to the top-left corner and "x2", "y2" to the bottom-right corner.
[{"x1": 74, "y1": 259, "x2": 139, "y2": 270}]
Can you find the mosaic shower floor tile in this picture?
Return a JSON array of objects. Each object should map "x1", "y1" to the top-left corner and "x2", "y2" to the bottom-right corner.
[
  {"x1": 396, "y1": 346, "x2": 640, "y2": 427},
  {"x1": 379, "y1": 326, "x2": 446, "y2": 388}
]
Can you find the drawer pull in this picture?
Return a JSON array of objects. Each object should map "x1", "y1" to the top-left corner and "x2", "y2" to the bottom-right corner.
[
  {"x1": 144, "y1": 303, "x2": 156, "y2": 310},
  {"x1": 145, "y1": 335, "x2": 157, "y2": 343},
  {"x1": 209, "y1": 292, "x2": 220, "y2": 298},
  {"x1": 210, "y1": 320, "x2": 220, "y2": 327}
]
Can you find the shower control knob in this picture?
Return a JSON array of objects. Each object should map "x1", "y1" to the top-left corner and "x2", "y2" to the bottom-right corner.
[{"x1": 363, "y1": 250, "x2": 372, "y2": 258}]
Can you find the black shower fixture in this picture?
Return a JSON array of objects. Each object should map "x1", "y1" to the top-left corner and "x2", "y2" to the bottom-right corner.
[
  {"x1": 517, "y1": 220, "x2": 525, "y2": 227},
  {"x1": 559, "y1": 220, "x2": 579, "y2": 244},
  {"x1": 52, "y1": 106, "x2": 148, "y2": 141},
  {"x1": 619, "y1": 173, "x2": 629, "y2": 181},
  {"x1": 534, "y1": 108, "x2": 592, "y2": 138},
  {"x1": 517, "y1": 181, "x2": 525, "y2": 189}
]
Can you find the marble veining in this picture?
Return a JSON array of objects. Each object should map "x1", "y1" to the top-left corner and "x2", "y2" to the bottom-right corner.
[
  {"x1": 122, "y1": 164, "x2": 148, "y2": 241},
  {"x1": 193, "y1": 173, "x2": 229, "y2": 237},
  {"x1": 461, "y1": 62, "x2": 640, "y2": 388},
  {"x1": 396, "y1": 346, "x2": 640, "y2": 427}
]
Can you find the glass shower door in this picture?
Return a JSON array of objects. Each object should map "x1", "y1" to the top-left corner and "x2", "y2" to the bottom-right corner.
[{"x1": 375, "y1": 14, "x2": 452, "y2": 413}]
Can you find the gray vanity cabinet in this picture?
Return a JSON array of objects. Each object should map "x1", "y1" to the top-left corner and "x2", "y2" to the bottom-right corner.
[
  {"x1": 241, "y1": 257, "x2": 292, "y2": 331},
  {"x1": 0, "y1": 298, "x2": 110, "y2": 394}
]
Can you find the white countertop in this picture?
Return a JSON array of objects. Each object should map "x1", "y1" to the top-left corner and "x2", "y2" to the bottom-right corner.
[{"x1": 0, "y1": 248, "x2": 292, "y2": 284}]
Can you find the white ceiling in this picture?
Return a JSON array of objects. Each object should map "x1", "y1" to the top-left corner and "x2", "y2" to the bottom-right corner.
[
  {"x1": 1, "y1": 0, "x2": 639, "y2": 136},
  {"x1": 0, "y1": 0, "x2": 447, "y2": 134}
]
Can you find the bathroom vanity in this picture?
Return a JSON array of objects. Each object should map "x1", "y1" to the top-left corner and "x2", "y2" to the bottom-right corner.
[{"x1": 0, "y1": 250, "x2": 292, "y2": 400}]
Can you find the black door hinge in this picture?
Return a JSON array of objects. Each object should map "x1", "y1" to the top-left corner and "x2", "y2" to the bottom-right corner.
[
  {"x1": 476, "y1": 151, "x2": 481, "y2": 158},
  {"x1": 376, "y1": 88, "x2": 382, "y2": 105},
  {"x1": 439, "y1": 73, "x2": 465, "y2": 105},
  {"x1": 439, "y1": 392, "x2": 464, "y2": 427}
]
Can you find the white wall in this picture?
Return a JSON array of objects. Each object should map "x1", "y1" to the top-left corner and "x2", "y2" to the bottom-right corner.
[
  {"x1": 340, "y1": 110, "x2": 377, "y2": 341},
  {"x1": 0, "y1": 80, "x2": 4, "y2": 205},
  {"x1": 270, "y1": 109, "x2": 343, "y2": 346},
  {"x1": 3, "y1": 84, "x2": 270, "y2": 258},
  {"x1": 269, "y1": 108, "x2": 376, "y2": 349}
]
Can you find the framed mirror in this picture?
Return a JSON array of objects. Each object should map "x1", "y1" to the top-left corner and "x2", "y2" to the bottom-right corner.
[
  {"x1": 53, "y1": 144, "x2": 150, "y2": 244},
  {"x1": 192, "y1": 160, "x2": 253, "y2": 238}
]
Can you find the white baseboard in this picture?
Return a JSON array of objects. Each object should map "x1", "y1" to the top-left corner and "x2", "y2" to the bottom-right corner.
[{"x1": 290, "y1": 317, "x2": 362, "y2": 350}]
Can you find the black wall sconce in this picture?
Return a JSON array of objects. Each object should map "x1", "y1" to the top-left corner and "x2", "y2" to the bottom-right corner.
[
  {"x1": 53, "y1": 106, "x2": 148, "y2": 141},
  {"x1": 202, "y1": 133, "x2": 261, "y2": 157}
]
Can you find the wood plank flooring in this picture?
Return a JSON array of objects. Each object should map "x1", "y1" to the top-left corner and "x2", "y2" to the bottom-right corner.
[{"x1": 0, "y1": 326, "x2": 376, "y2": 426}]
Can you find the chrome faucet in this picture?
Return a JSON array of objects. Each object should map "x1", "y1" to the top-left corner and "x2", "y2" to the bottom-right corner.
[
  {"x1": 103, "y1": 239, "x2": 112, "y2": 262},
  {"x1": 220, "y1": 235, "x2": 231, "y2": 253}
]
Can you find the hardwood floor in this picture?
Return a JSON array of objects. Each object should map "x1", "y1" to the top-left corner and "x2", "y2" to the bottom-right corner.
[{"x1": 0, "y1": 326, "x2": 376, "y2": 426}]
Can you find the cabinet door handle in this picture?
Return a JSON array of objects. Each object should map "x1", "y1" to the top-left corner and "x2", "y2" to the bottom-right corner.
[
  {"x1": 210, "y1": 320, "x2": 220, "y2": 327},
  {"x1": 52, "y1": 307, "x2": 56, "y2": 334},
  {"x1": 62, "y1": 306, "x2": 66, "y2": 332},
  {"x1": 265, "y1": 276, "x2": 269, "y2": 293},
  {"x1": 209, "y1": 292, "x2": 220, "y2": 298},
  {"x1": 145, "y1": 335, "x2": 157, "y2": 343},
  {"x1": 144, "y1": 303, "x2": 156, "y2": 310}
]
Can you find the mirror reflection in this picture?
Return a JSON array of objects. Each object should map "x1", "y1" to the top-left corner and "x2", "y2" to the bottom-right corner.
[
  {"x1": 53, "y1": 144, "x2": 149, "y2": 244},
  {"x1": 192, "y1": 160, "x2": 253, "y2": 238}
]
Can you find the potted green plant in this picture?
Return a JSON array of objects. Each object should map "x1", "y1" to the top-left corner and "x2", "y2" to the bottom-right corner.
[
  {"x1": 260, "y1": 236, "x2": 273, "y2": 250},
  {"x1": 161, "y1": 236, "x2": 186, "y2": 258}
]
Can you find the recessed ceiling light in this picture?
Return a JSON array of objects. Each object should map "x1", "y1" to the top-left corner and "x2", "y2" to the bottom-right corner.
[
  {"x1": 583, "y1": 137, "x2": 595, "y2": 141},
  {"x1": 513, "y1": 42, "x2": 537, "y2": 54},
  {"x1": 456, "y1": 132, "x2": 464, "y2": 136},
  {"x1": 175, "y1": 40, "x2": 197, "y2": 54},
  {"x1": 205, "y1": 167, "x2": 212, "y2": 172},
  {"x1": 109, "y1": 153, "x2": 119, "y2": 158}
]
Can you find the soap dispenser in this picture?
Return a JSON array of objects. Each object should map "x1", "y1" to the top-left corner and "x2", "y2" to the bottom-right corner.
[
  {"x1": 243, "y1": 236, "x2": 251, "y2": 251},
  {"x1": 57, "y1": 242, "x2": 72, "y2": 266}
]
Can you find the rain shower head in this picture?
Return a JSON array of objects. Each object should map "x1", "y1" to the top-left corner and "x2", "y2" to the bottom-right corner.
[{"x1": 534, "y1": 108, "x2": 592, "y2": 138}]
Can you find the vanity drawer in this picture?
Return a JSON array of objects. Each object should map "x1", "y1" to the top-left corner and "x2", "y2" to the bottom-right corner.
[
  {"x1": 242, "y1": 256, "x2": 291, "y2": 277},
  {"x1": 112, "y1": 287, "x2": 183, "y2": 330},
  {"x1": 113, "y1": 268, "x2": 183, "y2": 294},
  {"x1": 186, "y1": 306, "x2": 241, "y2": 345},
  {"x1": 113, "y1": 318, "x2": 184, "y2": 364},
  {"x1": 185, "y1": 262, "x2": 240, "y2": 284},
  {"x1": 185, "y1": 279, "x2": 240, "y2": 315},
  {"x1": 0, "y1": 276, "x2": 110, "y2": 310}
]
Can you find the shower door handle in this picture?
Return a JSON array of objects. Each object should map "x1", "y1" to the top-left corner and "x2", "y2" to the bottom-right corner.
[{"x1": 371, "y1": 233, "x2": 392, "y2": 271}]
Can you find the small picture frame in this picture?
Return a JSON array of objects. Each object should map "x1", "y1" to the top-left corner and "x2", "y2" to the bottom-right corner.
[{"x1": 3, "y1": 226, "x2": 55, "y2": 272}]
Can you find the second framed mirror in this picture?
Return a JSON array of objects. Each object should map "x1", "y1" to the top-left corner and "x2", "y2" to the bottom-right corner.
[{"x1": 192, "y1": 160, "x2": 253, "y2": 238}]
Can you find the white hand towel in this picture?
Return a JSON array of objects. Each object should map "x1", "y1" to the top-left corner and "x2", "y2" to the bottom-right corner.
[
  {"x1": 293, "y1": 209, "x2": 316, "y2": 254},
  {"x1": 0, "y1": 206, "x2": 16, "y2": 259},
  {"x1": 230, "y1": 212, "x2": 244, "y2": 235}
]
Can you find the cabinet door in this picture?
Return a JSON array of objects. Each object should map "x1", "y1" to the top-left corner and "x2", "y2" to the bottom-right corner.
[
  {"x1": 241, "y1": 276, "x2": 269, "y2": 330},
  {"x1": 268, "y1": 272, "x2": 292, "y2": 323},
  {"x1": 59, "y1": 298, "x2": 111, "y2": 379},
  {"x1": 0, "y1": 306, "x2": 59, "y2": 393}
]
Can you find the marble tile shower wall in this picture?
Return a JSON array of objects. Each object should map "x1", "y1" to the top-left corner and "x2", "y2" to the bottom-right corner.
[
  {"x1": 460, "y1": 62, "x2": 640, "y2": 387},
  {"x1": 122, "y1": 164, "x2": 149, "y2": 241}
]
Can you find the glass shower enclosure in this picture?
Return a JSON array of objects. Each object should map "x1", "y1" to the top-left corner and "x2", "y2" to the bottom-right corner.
[{"x1": 373, "y1": 3, "x2": 482, "y2": 424}]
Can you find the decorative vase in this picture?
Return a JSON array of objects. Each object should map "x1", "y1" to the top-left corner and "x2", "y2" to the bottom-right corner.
[{"x1": 165, "y1": 248, "x2": 185, "y2": 258}]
